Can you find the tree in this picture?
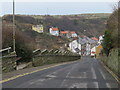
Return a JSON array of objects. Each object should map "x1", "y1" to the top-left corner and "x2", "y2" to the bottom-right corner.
[{"x1": 102, "y1": 30, "x2": 113, "y2": 56}]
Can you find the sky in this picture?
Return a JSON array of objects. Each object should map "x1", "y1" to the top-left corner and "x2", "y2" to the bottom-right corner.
[
  {"x1": 1, "y1": 0, "x2": 118, "y2": 16},
  {"x1": 1, "y1": 0, "x2": 119, "y2": 2}
]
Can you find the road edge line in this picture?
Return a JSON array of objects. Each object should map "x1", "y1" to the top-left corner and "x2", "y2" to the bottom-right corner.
[{"x1": 0, "y1": 60, "x2": 78, "y2": 84}]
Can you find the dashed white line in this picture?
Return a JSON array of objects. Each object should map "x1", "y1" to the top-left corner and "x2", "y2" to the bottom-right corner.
[
  {"x1": 70, "y1": 83, "x2": 87, "y2": 88},
  {"x1": 91, "y1": 64, "x2": 98, "y2": 88},
  {"x1": 99, "y1": 68, "x2": 111, "y2": 88},
  {"x1": 91, "y1": 66, "x2": 97, "y2": 79}
]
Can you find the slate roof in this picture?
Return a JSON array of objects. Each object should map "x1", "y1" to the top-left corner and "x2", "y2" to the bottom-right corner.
[{"x1": 78, "y1": 36, "x2": 97, "y2": 45}]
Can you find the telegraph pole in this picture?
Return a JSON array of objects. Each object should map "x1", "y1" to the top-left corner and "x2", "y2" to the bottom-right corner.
[{"x1": 13, "y1": 0, "x2": 16, "y2": 53}]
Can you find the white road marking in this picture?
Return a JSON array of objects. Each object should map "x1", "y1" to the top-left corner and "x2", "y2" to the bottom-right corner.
[
  {"x1": 60, "y1": 69, "x2": 71, "y2": 87},
  {"x1": 70, "y1": 83, "x2": 87, "y2": 88},
  {"x1": 69, "y1": 72, "x2": 87, "y2": 79},
  {"x1": 106, "y1": 83, "x2": 111, "y2": 88},
  {"x1": 29, "y1": 62, "x2": 78, "y2": 86},
  {"x1": 46, "y1": 74, "x2": 56, "y2": 78},
  {"x1": 60, "y1": 63, "x2": 78, "y2": 87},
  {"x1": 93, "y1": 82, "x2": 99, "y2": 88},
  {"x1": 99, "y1": 69, "x2": 106, "y2": 79},
  {"x1": 51, "y1": 66, "x2": 70, "y2": 75},
  {"x1": 91, "y1": 64, "x2": 99, "y2": 88},
  {"x1": 29, "y1": 79, "x2": 46, "y2": 85},
  {"x1": 99, "y1": 68, "x2": 111, "y2": 88},
  {"x1": 91, "y1": 67, "x2": 96, "y2": 79},
  {"x1": 83, "y1": 72, "x2": 87, "y2": 78}
]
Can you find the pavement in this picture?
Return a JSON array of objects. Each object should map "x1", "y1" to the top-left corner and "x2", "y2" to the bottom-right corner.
[{"x1": 2, "y1": 56, "x2": 119, "y2": 88}]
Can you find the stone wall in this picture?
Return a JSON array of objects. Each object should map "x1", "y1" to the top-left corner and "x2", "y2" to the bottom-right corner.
[
  {"x1": 2, "y1": 56, "x2": 18, "y2": 73},
  {"x1": 33, "y1": 55, "x2": 80, "y2": 67},
  {"x1": 2, "y1": 49, "x2": 81, "y2": 73}
]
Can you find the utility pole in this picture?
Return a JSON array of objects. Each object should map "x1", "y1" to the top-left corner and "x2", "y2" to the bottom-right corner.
[{"x1": 13, "y1": 0, "x2": 16, "y2": 53}]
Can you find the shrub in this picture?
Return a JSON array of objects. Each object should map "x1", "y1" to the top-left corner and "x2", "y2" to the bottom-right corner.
[{"x1": 16, "y1": 43, "x2": 33, "y2": 62}]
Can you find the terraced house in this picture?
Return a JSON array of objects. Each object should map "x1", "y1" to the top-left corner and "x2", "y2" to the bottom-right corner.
[
  {"x1": 60, "y1": 31, "x2": 78, "y2": 38},
  {"x1": 60, "y1": 31, "x2": 70, "y2": 38}
]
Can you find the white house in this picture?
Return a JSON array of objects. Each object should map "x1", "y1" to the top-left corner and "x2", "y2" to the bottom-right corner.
[
  {"x1": 70, "y1": 31, "x2": 78, "y2": 37},
  {"x1": 91, "y1": 46, "x2": 96, "y2": 57},
  {"x1": 98, "y1": 35, "x2": 104, "y2": 44},
  {"x1": 49, "y1": 27, "x2": 59, "y2": 36},
  {"x1": 86, "y1": 43, "x2": 91, "y2": 56},
  {"x1": 69, "y1": 40, "x2": 81, "y2": 55}
]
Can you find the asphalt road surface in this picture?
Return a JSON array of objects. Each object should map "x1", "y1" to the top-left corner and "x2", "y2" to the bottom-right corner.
[{"x1": 2, "y1": 57, "x2": 119, "y2": 88}]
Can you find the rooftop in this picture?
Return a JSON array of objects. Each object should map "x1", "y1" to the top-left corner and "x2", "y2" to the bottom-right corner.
[
  {"x1": 60, "y1": 31, "x2": 69, "y2": 34},
  {"x1": 51, "y1": 27, "x2": 59, "y2": 31},
  {"x1": 91, "y1": 37, "x2": 99, "y2": 41},
  {"x1": 70, "y1": 31, "x2": 76, "y2": 34}
]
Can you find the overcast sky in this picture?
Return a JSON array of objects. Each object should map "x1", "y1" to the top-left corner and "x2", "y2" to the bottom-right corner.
[
  {"x1": 1, "y1": 0, "x2": 118, "y2": 2},
  {"x1": 1, "y1": 0, "x2": 118, "y2": 16}
]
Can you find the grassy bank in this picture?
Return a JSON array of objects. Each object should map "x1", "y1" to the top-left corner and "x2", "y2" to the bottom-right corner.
[{"x1": 98, "y1": 48, "x2": 119, "y2": 77}]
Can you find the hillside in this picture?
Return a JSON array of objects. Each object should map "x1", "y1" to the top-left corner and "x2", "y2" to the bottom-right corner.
[
  {"x1": 2, "y1": 19, "x2": 69, "y2": 51},
  {"x1": 3, "y1": 13, "x2": 111, "y2": 38},
  {"x1": 31, "y1": 13, "x2": 110, "y2": 19},
  {"x1": 32, "y1": 13, "x2": 111, "y2": 37},
  {"x1": 2, "y1": 13, "x2": 111, "y2": 52}
]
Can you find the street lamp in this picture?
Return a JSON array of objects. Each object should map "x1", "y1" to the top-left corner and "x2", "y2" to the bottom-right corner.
[{"x1": 13, "y1": 0, "x2": 16, "y2": 53}]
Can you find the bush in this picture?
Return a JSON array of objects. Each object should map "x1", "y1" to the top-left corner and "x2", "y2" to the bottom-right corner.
[{"x1": 16, "y1": 43, "x2": 33, "y2": 62}]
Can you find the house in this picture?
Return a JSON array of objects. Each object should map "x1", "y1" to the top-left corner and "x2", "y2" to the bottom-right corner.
[
  {"x1": 98, "y1": 35, "x2": 104, "y2": 44},
  {"x1": 32, "y1": 25, "x2": 43, "y2": 33},
  {"x1": 60, "y1": 31, "x2": 78, "y2": 38},
  {"x1": 60, "y1": 31, "x2": 70, "y2": 38},
  {"x1": 86, "y1": 43, "x2": 91, "y2": 55},
  {"x1": 70, "y1": 31, "x2": 78, "y2": 37},
  {"x1": 49, "y1": 27, "x2": 59, "y2": 36},
  {"x1": 96, "y1": 44, "x2": 103, "y2": 57},
  {"x1": 79, "y1": 36, "x2": 97, "y2": 56},
  {"x1": 68, "y1": 40, "x2": 81, "y2": 55},
  {"x1": 91, "y1": 46, "x2": 96, "y2": 57},
  {"x1": 91, "y1": 37, "x2": 99, "y2": 41},
  {"x1": 90, "y1": 44, "x2": 103, "y2": 57}
]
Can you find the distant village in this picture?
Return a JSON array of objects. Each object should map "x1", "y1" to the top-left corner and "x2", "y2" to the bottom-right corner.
[{"x1": 32, "y1": 24, "x2": 104, "y2": 57}]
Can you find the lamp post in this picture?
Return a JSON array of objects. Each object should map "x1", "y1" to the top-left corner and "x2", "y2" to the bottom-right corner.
[{"x1": 13, "y1": 0, "x2": 16, "y2": 53}]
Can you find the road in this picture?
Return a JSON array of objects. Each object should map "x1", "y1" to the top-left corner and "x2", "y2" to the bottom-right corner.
[{"x1": 2, "y1": 57, "x2": 119, "y2": 88}]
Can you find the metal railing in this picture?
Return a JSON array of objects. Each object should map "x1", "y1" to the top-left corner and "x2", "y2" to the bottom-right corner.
[
  {"x1": 33, "y1": 48, "x2": 80, "y2": 56},
  {"x1": 0, "y1": 47, "x2": 11, "y2": 53}
]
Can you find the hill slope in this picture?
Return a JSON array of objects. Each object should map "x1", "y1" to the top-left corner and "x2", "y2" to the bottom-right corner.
[
  {"x1": 3, "y1": 13, "x2": 111, "y2": 37},
  {"x1": 2, "y1": 19, "x2": 69, "y2": 51},
  {"x1": 32, "y1": 13, "x2": 110, "y2": 37}
]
